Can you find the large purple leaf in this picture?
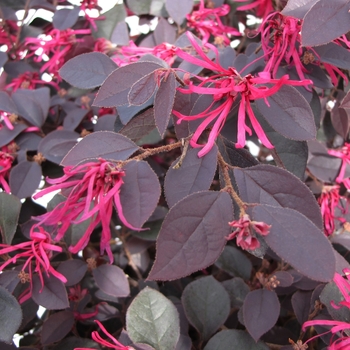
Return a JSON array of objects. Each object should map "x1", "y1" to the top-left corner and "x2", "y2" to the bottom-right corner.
[
  {"x1": 52, "y1": 6, "x2": 80, "y2": 30},
  {"x1": 56, "y1": 259, "x2": 87, "y2": 287},
  {"x1": 252, "y1": 204, "x2": 336, "y2": 282},
  {"x1": 0, "y1": 193, "x2": 21, "y2": 245},
  {"x1": 93, "y1": 62, "x2": 162, "y2": 107},
  {"x1": 255, "y1": 85, "x2": 316, "y2": 141},
  {"x1": 164, "y1": 145, "x2": 218, "y2": 208},
  {"x1": 165, "y1": 0, "x2": 194, "y2": 25},
  {"x1": 154, "y1": 72, "x2": 177, "y2": 137},
  {"x1": 301, "y1": 0, "x2": 350, "y2": 47},
  {"x1": 181, "y1": 276, "x2": 230, "y2": 341},
  {"x1": 128, "y1": 72, "x2": 158, "y2": 106},
  {"x1": 242, "y1": 289, "x2": 280, "y2": 342},
  {"x1": 0, "y1": 91, "x2": 18, "y2": 114},
  {"x1": 147, "y1": 191, "x2": 233, "y2": 281},
  {"x1": 281, "y1": 0, "x2": 320, "y2": 19},
  {"x1": 61, "y1": 131, "x2": 139, "y2": 166},
  {"x1": 234, "y1": 164, "x2": 323, "y2": 229},
  {"x1": 92, "y1": 264, "x2": 130, "y2": 298},
  {"x1": 60, "y1": 52, "x2": 118, "y2": 89},
  {"x1": 9, "y1": 161, "x2": 42, "y2": 199},
  {"x1": 119, "y1": 160, "x2": 161, "y2": 228}
]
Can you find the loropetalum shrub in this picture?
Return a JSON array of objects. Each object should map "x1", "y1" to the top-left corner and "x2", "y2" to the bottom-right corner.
[{"x1": 1, "y1": 0, "x2": 350, "y2": 349}]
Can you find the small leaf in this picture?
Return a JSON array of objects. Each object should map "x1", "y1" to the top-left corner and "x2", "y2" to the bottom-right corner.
[
  {"x1": 92, "y1": 264, "x2": 130, "y2": 298},
  {"x1": 0, "y1": 286, "x2": 22, "y2": 343},
  {"x1": 0, "y1": 91, "x2": 18, "y2": 114},
  {"x1": 164, "y1": 145, "x2": 218, "y2": 208},
  {"x1": 60, "y1": 52, "x2": 118, "y2": 89},
  {"x1": 0, "y1": 124, "x2": 27, "y2": 148},
  {"x1": 307, "y1": 155, "x2": 341, "y2": 182},
  {"x1": 314, "y1": 42, "x2": 350, "y2": 70},
  {"x1": 9, "y1": 161, "x2": 42, "y2": 199},
  {"x1": 182, "y1": 276, "x2": 230, "y2": 341},
  {"x1": 41, "y1": 310, "x2": 75, "y2": 345},
  {"x1": 52, "y1": 6, "x2": 80, "y2": 30},
  {"x1": 165, "y1": 0, "x2": 194, "y2": 25},
  {"x1": 128, "y1": 72, "x2": 158, "y2": 106},
  {"x1": 243, "y1": 289, "x2": 280, "y2": 342},
  {"x1": 63, "y1": 108, "x2": 89, "y2": 131},
  {"x1": 126, "y1": 287, "x2": 180, "y2": 350},
  {"x1": 147, "y1": 191, "x2": 233, "y2": 281},
  {"x1": 291, "y1": 290, "x2": 312, "y2": 325},
  {"x1": 56, "y1": 259, "x2": 87, "y2": 287},
  {"x1": 0, "y1": 193, "x2": 21, "y2": 245},
  {"x1": 252, "y1": 204, "x2": 336, "y2": 282},
  {"x1": 222, "y1": 278, "x2": 250, "y2": 309},
  {"x1": 61, "y1": 131, "x2": 139, "y2": 166},
  {"x1": 119, "y1": 160, "x2": 161, "y2": 229}
]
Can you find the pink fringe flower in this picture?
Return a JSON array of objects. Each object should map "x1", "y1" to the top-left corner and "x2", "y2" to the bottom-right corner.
[
  {"x1": 226, "y1": 214, "x2": 270, "y2": 250},
  {"x1": 235, "y1": 0, "x2": 275, "y2": 20},
  {"x1": 32, "y1": 159, "x2": 142, "y2": 262}
]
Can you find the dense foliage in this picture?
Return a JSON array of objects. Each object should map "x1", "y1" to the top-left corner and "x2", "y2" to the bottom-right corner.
[{"x1": 1, "y1": 0, "x2": 350, "y2": 349}]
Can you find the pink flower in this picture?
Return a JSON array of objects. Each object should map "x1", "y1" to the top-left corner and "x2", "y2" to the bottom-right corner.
[
  {"x1": 172, "y1": 32, "x2": 312, "y2": 156},
  {"x1": 75, "y1": 320, "x2": 134, "y2": 350},
  {"x1": 0, "y1": 226, "x2": 66, "y2": 303},
  {"x1": 235, "y1": 0, "x2": 275, "y2": 20},
  {"x1": 0, "y1": 144, "x2": 15, "y2": 193},
  {"x1": 226, "y1": 214, "x2": 270, "y2": 250},
  {"x1": 328, "y1": 143, "x2": 350, "y2": 189},
  {"x1": 186, "y1": 0, "x2": 240, "y2": 45},
  {"x1": 32, "y1": 159, "x2": 143, "y2": 263}
]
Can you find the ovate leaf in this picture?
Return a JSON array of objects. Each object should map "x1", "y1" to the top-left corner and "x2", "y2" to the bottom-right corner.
[
  {"x1": 281, "y1": 0, "x2": 320, "y2": 18},
  {"x1": 165, "y1": 0, "x2": 194, "y2": 25},
  {"x1": 52, "y1": 6, "x2": 80, "y2": 30},
  {"x1": 126, "y1": 287, "x2": 180, "y2": 350},
  {"x1": 0, "y1": 91, "x2": 18, "y2": 114},
  {"x1": 147, "y1": 191, "x2": 233, "y2": 281},
  {"x1": 128, "y1": 72, "x2": 158, "y2": 106},
  {"x1": 0, "y1": 193, "x2": 21, "y2": 245}
]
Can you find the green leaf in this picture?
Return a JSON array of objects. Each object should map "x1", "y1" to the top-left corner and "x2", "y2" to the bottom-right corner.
[
  {"x1": 126, "y1": 287, "x2": 180, "y2": 350},
  {"x1": 127, "y1": 0, "x2": 152, "y2": 15},
  {"x1": 0, "y1": 193, "x2": 21, "y2": 245}
]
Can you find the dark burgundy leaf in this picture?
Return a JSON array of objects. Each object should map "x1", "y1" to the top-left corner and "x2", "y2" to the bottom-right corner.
[
  {"x1": 41, "y1": 311, "x2": 75, "y2": 345},
  {"x1": 38, "y1": 130, "x2": 78, "y2": 164},
  {"x1": 341, "y1": 90, "x2": 350, "y2": 109},
  {"x1": 274, "y1": 271, "x2": 294, "y2": 288},
  {"x1": 0, "y1": 270, "x2": 20, "y2": 293},
  {"x1": 314, "y1": 42, "x2": 350, "y2": 70},
  {"x1": 243, "y1": 289, "x2": 280, "y2": 342},
  {"x1": 281, "y1": 0, "x2": 320, "y2": 18},
  {"x1": 255, "y1": 85, "x2": 316, "y2": 141},
  {"x1": 119, "y1": 160, "x2": 161, "y2": 228},
  {"x1": 111, "y1": 21, "x2": 129, "y2": 46},
  {"x1": 94, "y1": 62, "x2": 162, "y2": 107},
  {"x1": 0, "y1": 193, "x2": 21, "y2": 245},
  {"x1": 252, "y1": 204, "x2": 336, "y2": 282},
  {"x1": 60, "y1": 52, "x2": 118, "y2": 89},
  {"x1": 154, "y1": 72, "x2": 176, "y2": 137},
  {"x1": 52, "y1": 6, "x2": 80, "y2": 30},
  {"x1": 164, "y1": 145, "x2": 217, "y2": 208},
  {"x1": 15, "y1": 133, "x2": 42, "y2": 151},
  {"x1": 94, "y1": 114, "x2": 117, "y2": 132},
  {"x1": 182, "y1": 276, "x2": 230, "y2": 341},
  {"x1": 128, "y1": 72, "x2": 158, "y2": 106},
  {"x1": 61, "y1": 131, "x2": 139, "y2": 166},
  {"x1": 147, "y1": 191, "x2": 233, "y2": 281},
  {"x1": 63, "y1": 108, "x2": 89, "y2": 131},
  {"x1": 93, "y1": 264, "x2": 130, "y2": 297},
  {"x1": 291, "y1": 290, "x2": 312, "y2": 325},
  {"x1": 222, "y1": 278, "x2": 250, "y2": 309},
  {"x1": 301, "y1": 0, "x2": 350, "y2": 46},
  {"x1": 331, "y1": 105, "x2": 349, "y2": 139},
  {"x1": 234, "y1": 164, "x2": 323, "y2": 229},
  {"x1": 307, "y1": 155, "x2": 341, "y2": 182},
  {"x1": 56, "y1": 259, "x2": 87, "y2": 287},
  {"x1": 165, "y1": 0, "x2": 194, "y2": 25},
  {"x1": 0, "y1": 91, "x2": 18, "y2": 114},
  {"x1": 0, "y1": 286, "x2": 22, "y2": 343},
  {"x1": 153, "y1": 17, "x2": 177, "y2": 45},
  {"x1": 9, "y1": 161, "x2": 41, "y2": 199},
  {"x1": 117, "y1": 98, "x2": 154, "y2": 125},
  {"x1": 0, "y1": 123, "x2": 27, "y2": 148},
  {"x1": 31, "y1": 274, "x2": 69, "y2": 310}
]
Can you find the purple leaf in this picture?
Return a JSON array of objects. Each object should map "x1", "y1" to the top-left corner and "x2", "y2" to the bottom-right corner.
[
  {"x1": 31, "y1": 274, "x2": 69, "y2": 310},
  {"x1": 119, "y1": 160, "x2": 161, "y2": 228},
  {"x1": 291, "y1": 290, "x2": 312, "y2": 325},
  {"x1": 0, "y1": 193, "x2": 21, "y2": 245},
  {"x1": 307, "y1": 155, "x2": 341, "y2": 182},
  {"x1": 128, "y1": 72, "x2": 158, "y2": 106},
  {"x1": 56, "y1": 259, "x2": 87, "y2": 287},
  {"x1": 94, "y1": 62, "x2": 162, "y2": 107},
  {"x1": 61, "y1": 131, "x2": 139, "y2": 166},
  {"x1": 9, "y1": 161, "x2": 42, "y2": 199},
  {"x1": 63, "y1": 108, "x2": 89, "y2": 131},
  {"x1": 60, "y1": 52, "x2": 118, "y2": 89},
  {"x1": 281, "y1": 0, "x2": 320, "y2": 19},
  {"x1": 182, "y1": 276, "x2": 230, "y2": 341},
  {"x1": 153, "y1": 17, "x2": 177, "y2": 45},
  {"x1": 274, "y1": 271, "x2": 294, "y2": 288},
  {"x1": 255, "y1": 85, "x2": 316, "y2": 141},
  {"x1": 0, "y1": 91, "x2": 18, "y2": 114},
  {"x1": 0, "y1": 52, "x2": 8, "y2": 68},
  {"x1": 331, "y1": 105, "x2": 350, "y2": 139},
  {"x1": 243, "y1": 289, "x2": 280, "y2": 342},
  {"x1": 0, "y1": 123, "x2": 27, "y2": 148},
  {"x1": 52, "y1": 6, "x2": 80, "y2": 30},
  {"x1": 111, "y1": 21, "x2": 130, "y2": 46},
  {"x1": 314, "y1": 42, "x2": 350, "y2": 70},
  {"x1": 154, "y1": 72, "x2": 176, "y2": 137},
  {"x1": 92, "y1": 264, "x2": 130, "y2": 297},
  {"x1": 301, "y1": 0, "x2": 350, "y2": 46},
  {"x1": 165, "y1": 0, "x2": 194, "y2": 25},
  {"x1": 164, "y1": 145, "x2": 218, "y2": 208},
  {"x1": 94, "y1": 114, "x2": 117, "y2": 132},
  {"x1": 147, "y1": 191, "x2": 233, "y2": 281},
  {"x1": 15, "y1": 133, "x2": 42, "y2": 151},
  {"x1": 234, "y1": 164, "x2": 323, "y2": 229},
  {"x1": 252, "y1": 204, "x2": 336, "y2": 282},
  {"x1": 222, "y1": 278, "x2": 250, "y2": 309},
  {"x1": 41, "y1": 310, "x2": 75, "y2": 345}
]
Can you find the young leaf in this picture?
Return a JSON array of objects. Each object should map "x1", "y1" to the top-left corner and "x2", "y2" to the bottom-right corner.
[
  {"x1": 61, "y1": 131, "x2": 139, "y2": 166},
  {"x1": 242, "y1": 289, "x2": 280, "y2": 342},
  {"x1": 0, "y1": 193, "x2": 21, "y2": 245},
  {"x1": 126, "y1": 287, "x2": 180, "y2": 350},
  {"x1": 119, "y1": 160, "x2": 161, "y2": 228},
  {"x1": 181, "y1": 276, "x2": 230, "y2": 341},
  {"x1": 164, "y1": 145, "x2": 218, "y2": 208},
  {"x1": 60, "y1": 52, "x2": 118, "y2": 89},
  {"x1": 165, "y1": 0, "x2": 194, "y2": 25},
  {"x1": 252, "y1": 204, "x2": 336, "y2": 282},
  {"x1": 147, "y1": 191, "x2": 233, "y2": 281},
  {"x1": 0, "y1": 286, "x2": 22, "y2": 343}
]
